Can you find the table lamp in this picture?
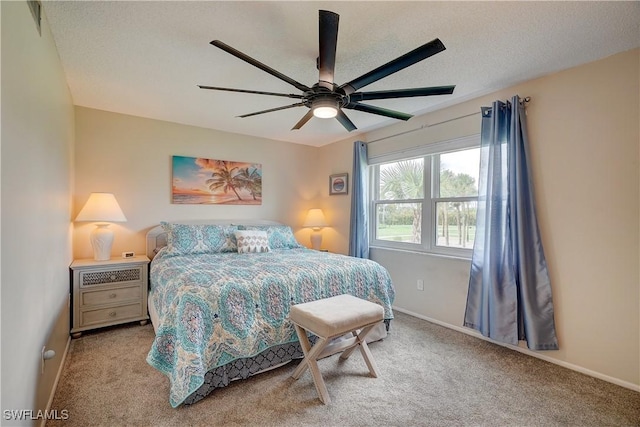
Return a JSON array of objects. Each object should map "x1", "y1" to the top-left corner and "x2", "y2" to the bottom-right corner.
[
  {"x1": 75, "y1": 192, "x2": 127, "y2": 261},
  {"x1": 303, "y1": 208, "x2": 328, "y2": 250}
]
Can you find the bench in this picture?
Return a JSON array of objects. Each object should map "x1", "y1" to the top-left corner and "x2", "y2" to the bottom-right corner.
[{"x1": 289, "y1": 294, "x2": 384, "y2": 404}]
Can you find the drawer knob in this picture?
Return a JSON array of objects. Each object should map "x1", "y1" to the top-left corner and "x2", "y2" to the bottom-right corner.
[
  {"x1": 109, "y1": 311, "x2": 117, "y2": 317},
  {"x1": 109, "y1": 293, "x2": 117, "y2": 298}
]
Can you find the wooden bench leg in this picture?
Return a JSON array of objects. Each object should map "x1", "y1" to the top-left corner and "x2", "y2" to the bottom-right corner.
[
  {"x1": 292, "y1": 324, "x2": 331, "y2": 404},
  {"x1": 292, "y1": 320, "x2": 382, "y2": 404},
  {"x1": 292, "y1": 324, "x2": 313, "y2": 379},
  {"x1": 339, "y1": 324, "x2": 380, "y2": 378}
]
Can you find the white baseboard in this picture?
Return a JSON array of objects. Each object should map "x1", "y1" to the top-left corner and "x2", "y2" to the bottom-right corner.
[
  {"x1": 40, "y1": 336, "x2": 71, "y2": 427},
  {"x1": 392, "y1": 306, "x2": 640, "y2": 393}
]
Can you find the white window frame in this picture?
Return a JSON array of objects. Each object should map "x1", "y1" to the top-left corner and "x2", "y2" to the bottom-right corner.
[{"x1": 369, "y1": 134, "x2": 480, "y2": 258}]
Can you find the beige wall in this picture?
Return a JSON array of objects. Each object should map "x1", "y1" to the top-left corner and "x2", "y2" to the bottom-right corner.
[
  {"x1": 314, "y1": 135, "x2": 360, "y2": 254},
  {"x1": 1, "y1": 1, "x2": 75, "y2": 420},
  {"x1": 322, "y1": 49, "x2": 640, "y2": 388},
  {"x1": 72, "y1": 108, "x2": 322, "y2": 259}
]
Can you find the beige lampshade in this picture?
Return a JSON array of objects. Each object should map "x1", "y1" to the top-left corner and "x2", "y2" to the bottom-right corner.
[
  {"x1": 76, "y1": 193, "x2": 126, "y2": 261},
  {"x1": 303, "y1": 208, "x2": 328, "y2": 229},
  {"x1": 75, "y1": 193, "x2": 127, "y2": 223}
]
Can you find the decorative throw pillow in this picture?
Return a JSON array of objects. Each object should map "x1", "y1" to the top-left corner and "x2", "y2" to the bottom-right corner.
[
  {"x1": 239, "y1": 225, "x2": 303, "y2": 249},
  {"x1": 235, "y1": 230, "x2": 271, "y2": 253},
  {"x1": 161, "y1": 222, "x2": 238, "y2": 256}
]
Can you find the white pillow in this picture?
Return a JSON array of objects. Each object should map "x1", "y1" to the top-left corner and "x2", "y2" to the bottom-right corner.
[{"x1": 235, "y1": 230, "x2": 271, "y2": 253}]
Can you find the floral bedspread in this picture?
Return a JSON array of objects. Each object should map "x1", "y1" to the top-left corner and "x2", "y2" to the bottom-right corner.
[{"x1": 146, "y1": 248, "x2": 395, "y2": 407}]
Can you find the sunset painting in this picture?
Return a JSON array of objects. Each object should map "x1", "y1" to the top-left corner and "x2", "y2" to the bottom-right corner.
[{"x1": 172, "y1": 156, "x2": 262, "y2": 205}]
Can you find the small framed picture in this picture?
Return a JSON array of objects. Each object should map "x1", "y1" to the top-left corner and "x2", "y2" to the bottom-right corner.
[{"x1": 329, "y1": 173, "x2": 349, "y2": 195}]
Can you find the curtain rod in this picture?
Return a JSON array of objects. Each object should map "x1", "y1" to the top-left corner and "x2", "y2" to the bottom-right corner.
[{"x1": 367, "y1": 96, "x2": 531, "y2": 145}]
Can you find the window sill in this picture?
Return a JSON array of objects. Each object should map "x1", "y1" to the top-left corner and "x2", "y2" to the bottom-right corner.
[{"x1": 369, "y1": 244, "x2": 472, "y2": 262}]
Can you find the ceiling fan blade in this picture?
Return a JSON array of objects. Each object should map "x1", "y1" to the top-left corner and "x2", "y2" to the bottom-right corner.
[
  {"x1": 198, "y1": 85, "x2": 304, "y2": 99},
  {"x1": 291, "y1": 110, "x2": 314, "y2": 130},
  {"x1": 340, "y1": 38, "x2": 447, "y2": 95},
  {"x1": 237, "y1": 102, "x2": 306, "y2": 118},
  {"x1": 318, "y1": 10, "x2": 339, "y2": 90},
  {"x1": 344, "y1": 102, "x2": 412, "y2": 121},
  {"x1": 336, "y1": 110, "x2": 357, "y2": 132},
  {"x1": 211, "y1": 40, "x2": 311, "y2": 92},
  {"x1": 350, "y1": 85, "x2": 455, "y2": 101}
]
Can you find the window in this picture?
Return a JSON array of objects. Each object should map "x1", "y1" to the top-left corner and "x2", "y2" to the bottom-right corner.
[{"x1": 371, "y1": 135, "x2": 480, "y2": 257}]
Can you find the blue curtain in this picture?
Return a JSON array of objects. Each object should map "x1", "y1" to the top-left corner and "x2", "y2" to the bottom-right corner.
[
  {"x1": 349, "y1": 141, "x2": 369, "y2": 258},
  {"x1": 464, "y1": 96, "x2": 558, "y2": 350}
]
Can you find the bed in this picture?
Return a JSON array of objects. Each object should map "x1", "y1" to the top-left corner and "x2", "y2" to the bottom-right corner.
[{"x1": 145, "y1": 220, "x2": 395, "y2": 407}]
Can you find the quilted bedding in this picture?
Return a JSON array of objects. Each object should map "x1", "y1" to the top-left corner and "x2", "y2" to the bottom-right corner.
[{"x1": 146, "y1": 247, "x2": 395, "y2": 407}]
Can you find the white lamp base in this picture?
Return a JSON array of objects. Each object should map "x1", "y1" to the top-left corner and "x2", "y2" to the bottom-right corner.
[
  {"x1": 90, "y1": 224, "x2": 114, "y2": 261},
  {"x1": 310, "y1": 228, "x2": 323, "y2": 251}
]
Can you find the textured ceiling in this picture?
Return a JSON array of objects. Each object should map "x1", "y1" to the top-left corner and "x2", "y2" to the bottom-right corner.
[{"x1": 42, "y1": 1, "x2": 639, "y2": 147}]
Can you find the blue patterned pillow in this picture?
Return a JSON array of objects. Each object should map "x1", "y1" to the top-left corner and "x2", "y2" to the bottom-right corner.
[
  {"x1": 161, "y1": 222, "x2": 238, "y2": 256},
  {"x1": 239, "y1": 225, "x2": 303, "y2": 249}
]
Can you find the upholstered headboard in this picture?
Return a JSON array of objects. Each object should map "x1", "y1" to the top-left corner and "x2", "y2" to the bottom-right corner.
[{"x1": 145, "y1": 219, "x2": 283, "y2": 260}]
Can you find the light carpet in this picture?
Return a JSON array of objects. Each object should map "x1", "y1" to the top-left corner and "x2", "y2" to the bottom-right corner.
[{"x1": 47, "y1": 312, "x2": 640, "y2": 426}]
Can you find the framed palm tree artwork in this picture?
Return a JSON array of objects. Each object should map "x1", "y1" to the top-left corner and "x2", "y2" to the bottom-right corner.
[{"x1": 171, "y1": 155, "x2": 262, "y2": 205}]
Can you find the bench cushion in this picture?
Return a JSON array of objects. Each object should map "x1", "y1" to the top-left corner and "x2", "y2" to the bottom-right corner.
[{"x1": 289, "y1": 294, "x2": 384, "y2": 338}]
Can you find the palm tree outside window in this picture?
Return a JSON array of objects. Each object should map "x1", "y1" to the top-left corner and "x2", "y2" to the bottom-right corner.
[{"x1": 370, "y1": 138, "x2": 480, "y2": 257}]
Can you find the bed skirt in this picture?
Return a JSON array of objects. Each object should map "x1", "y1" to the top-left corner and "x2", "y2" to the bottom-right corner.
[{"x1": 183, "y1": 319, "x2": 392, "y2": 405}]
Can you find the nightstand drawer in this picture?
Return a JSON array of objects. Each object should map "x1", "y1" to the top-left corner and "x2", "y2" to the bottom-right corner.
[
  {"x1": 79, "y1": 266, "x2": 143, "y2": 288},
  {"x1": 81, "y1": 285, "x2": 141, "y2": 307},
  {"x1": 81, "y1": 303, "x2": 143, "y2": 326}
]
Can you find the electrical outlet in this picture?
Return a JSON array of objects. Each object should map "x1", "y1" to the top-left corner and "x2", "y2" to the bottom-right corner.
[{"x1": 417, "y1": 279, "x2": 424, "y2": 291}]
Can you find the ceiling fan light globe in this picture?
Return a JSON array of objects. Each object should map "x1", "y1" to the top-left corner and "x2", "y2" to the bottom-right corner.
[
  {"x1": 313, "y1": 106, "x2": 338, "y2": 118},
  {"x1": 312, "y1": 98, "x2": 339, "y2": 118}
]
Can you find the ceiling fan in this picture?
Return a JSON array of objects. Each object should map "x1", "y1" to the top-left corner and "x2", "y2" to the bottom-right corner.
[{"x1": 199, "y1": 10, "x2": 455, "y2": 132}]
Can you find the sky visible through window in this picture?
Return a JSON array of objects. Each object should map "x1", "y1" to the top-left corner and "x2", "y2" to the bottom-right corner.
[{"x1": 440, "y1": 148, "x2": 480, "y2": 188}]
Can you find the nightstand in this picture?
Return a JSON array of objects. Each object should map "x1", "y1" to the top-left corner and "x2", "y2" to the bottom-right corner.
[{"x1": 70, "y1": 256, "x2": 150, "y2": 338}]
